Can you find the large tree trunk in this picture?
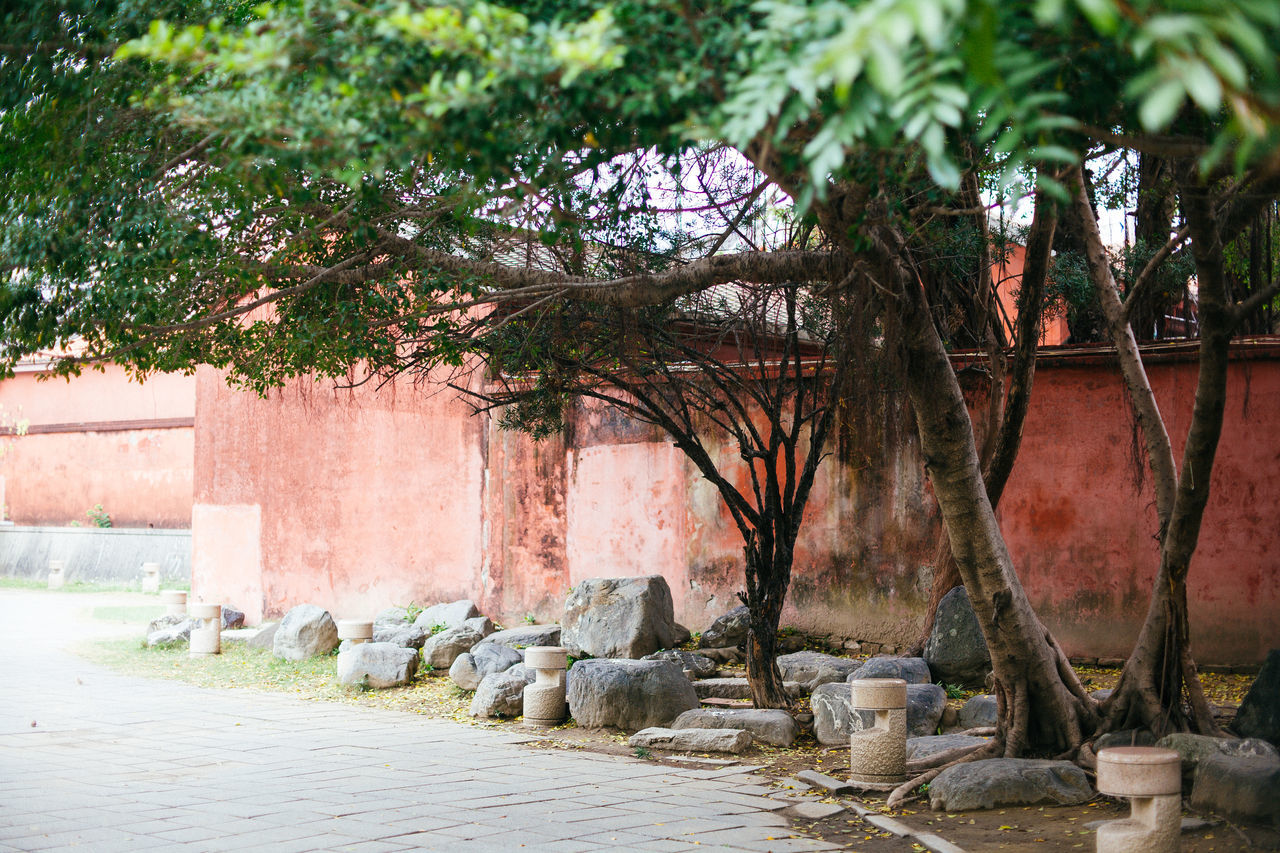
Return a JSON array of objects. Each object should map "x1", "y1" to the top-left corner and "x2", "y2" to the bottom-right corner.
[{"x1": 742, "y1": 538, "x2": 793, "y2": 709}]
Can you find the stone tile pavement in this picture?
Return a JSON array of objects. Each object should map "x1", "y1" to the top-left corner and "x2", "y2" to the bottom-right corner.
[{"x1": 0, "y1": 592, "x2": 840, "y2": 852}]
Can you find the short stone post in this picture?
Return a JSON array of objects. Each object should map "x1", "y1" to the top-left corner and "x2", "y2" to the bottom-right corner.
[
  {"x1": 848, "y1": 678, "x2": 908, "y2": 785},
  {"x1": 337, "y1": 620, "x2": 374, "y2": 646},
  {"x1": 188, "y1": 603, "x2": 222, "y2": 657},
  {"x1": 140, "y1": 562, "x2": 161, "y2": 594},
  {"x1": 161, "y1": 589, "x2": 187, "y2": 618},
  {"x1": 47, "y1": 560, "x2": 65, "y2": 590},
  {"x1": 1095, "y1": 746, "x2": 1182, "y2": 853},
  {"x1": 522, "y1": 646, "x2": 568, "y2": 727}
]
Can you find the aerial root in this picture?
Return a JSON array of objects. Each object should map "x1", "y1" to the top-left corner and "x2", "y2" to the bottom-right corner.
[{"x1": 886, "y1": 741, "x2": 999, "y2": 809}]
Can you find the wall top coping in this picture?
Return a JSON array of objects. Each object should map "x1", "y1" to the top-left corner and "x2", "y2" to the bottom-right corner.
[{"x1": 0, "y1": 526, "x2": 191, "y2": 538}]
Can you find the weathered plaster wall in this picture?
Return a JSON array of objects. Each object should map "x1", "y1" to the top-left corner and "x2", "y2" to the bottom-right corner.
[{"x1": 0, "y1": 365, "x2": 194, "y2": 528}]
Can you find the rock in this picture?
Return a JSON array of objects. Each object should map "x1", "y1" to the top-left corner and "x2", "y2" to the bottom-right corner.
[
  {"x1": 629, "y1": 727, "x2": 752, "y2": 754},
  {"x1": 1090, "y1": 688, "x2": 1114, "y2": 702},
  {"x1": 484, "y1": 624, "x2": 562, "y2": 650},
  {"x1": 220, "y1": 628, "x2": 259, "y2": 644},
  {"x1": 777, "y1": 651, "x2": 861, "y2": 690},
  {"x1": 643, "y1": 649, "x2": 717, "y2": 679},
  {"x1": 412, "y1": 600, "x2": 482, "y2": 634},
  {"x1": 795, "y1": 769, "x2": 855, "y2": 795},
  {"x1": 777, "y1": 633, "x2": 807, "y2": 654},
  {"x1": 849, "y1": 656, "x2": 932, "y2": 685},
  {"x1": 561, "y1": 576, "x2": 682, "y2": 659},
  {"x1": 1096, "y1": 728, "x2": 1156, "y2": 752},
  {"x1": 470, "y1": 664, "x2": 535, "y2": 719},
  {"x1": 672, "y1": 709, "x2": 800, "y2": 747},
  {"x1": 930, "y1": 758, "x2": 1093, "y2": 811},
  {"x1": 567, "y1": 659, "x2": 699, "y2": 730},
  {"x1": 463, "y1": 615, "x2": 496, "y2": 638},
  {"x1": 1157, "y1": 733, "x2": 1280, "y2": 775},
  {"x1": 907, "y1": 734, "x2": 992, "y2": 762},
  {"x1": 420, "y1": 623, "x2": 486, "y2": 670},
  {"x1": 373, "y1": 606, "x2": 411, "y2": 630},
  {"x1": 374, "y1": 624, "x2": 427, "y2": 650},
  {"x1": 247, "y1": 622, "x2": 279, "y2": 651},
  {"x1": 1233, "y1": 649, "x2": 1280, "y2": 746},
  {"x1": 698, "y1": 605, "x2": 750, "y2": 649},
  {"x1": 959, "y1": 694, "x2": 998, "y2": 729},
  {"x1": 220, "y1": 607, "x2": 245, "y2": 630},
  {"x1": 449, "y1": 642, "x2": 524, "y2": 691},
  {"x1": 783, "y1": 802, "x2": 847, "y2": 820},
  {"x1": 273, "y1": 604, "x2": 340, "y2": 660},
  {"x1": 697, "y1": 646, "x2": 744, "y2": 665},
  {"x1": 147, "y1": 619, "x2": 192, "y2": 648},
  {"x1": 336, "y1": 642, "x2": 419, "y2": 688},
  {"x1": 923, "y1": 587, "x2": 992, "y2": 687},
  {"x1": 693, "y1": 678, "x2": 806, "y2": 701},
  {"x1": 1190, "y1": 752, "x2": 1280, "y2": 825},
  {"x1": 147, "y1": 613, "x2": 188, "y2": 635},
  {"x1": 671, "y1": 622, "x2": 692, "y2": 646},
  {"x1": 812, "y1": 682, "x2": 948, "y2": 745}
]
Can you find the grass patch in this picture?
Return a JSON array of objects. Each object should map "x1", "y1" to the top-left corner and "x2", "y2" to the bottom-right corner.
[{"x1": 0, "y1": 577, "x2": 190, "y2": 593}]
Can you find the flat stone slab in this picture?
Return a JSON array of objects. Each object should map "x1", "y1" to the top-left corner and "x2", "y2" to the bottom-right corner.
[
  {"x1": 1190, "y1": 752, "x2": 1280, "y2": 825},
  {"x1": 483, "y1": 624, "x2": 562, "y2": 650},
  {"x1": 906, "y1": 734, "x2": 991, "y2": 762},
  {"x1": 795, "y1": 769, "x2": 856, "y2": 795},
  {"x1": 693, "y1": 677, "x2": 806, "y2": 700},
  {"x1": 628, "y1": 727, "x2": 753, "y2": 754},
  {"x1": 220, "y1": 627, "x2": 262, "y2": 644},
  {"x1": 929, "y1": 758, "x2": 1092, "y2": 811},
  {"x1": 783, "y1": 802, "x2": 847, "y2": 820},
  {"x1": 672, "y1": 708, "x2": 800, "y2": 747}
]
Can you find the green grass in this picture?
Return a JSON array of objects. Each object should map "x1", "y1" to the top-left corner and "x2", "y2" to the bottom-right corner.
[{"x1": 0, "y1": 577, "x2": 191, "y2": 593}]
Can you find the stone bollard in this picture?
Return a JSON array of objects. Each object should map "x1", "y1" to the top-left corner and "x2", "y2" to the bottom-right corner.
[
  {"x1": 522, "y1": 646, "x2": 569, "y2": 727},
  {"x1": 1095, "y1": 746, "x2": 1182, "y2": 853},
  {"x1": 188, "y1": 603, "x2": 222, "y2": 657},
  {"x1": 849, "y1": 678, "x2": 908, "y2": 785},
  {"x1": 161, "y1": 590, "x2": 187, "y2": 618},
  {"x1": 140, "y1": 562, "x2": 161, "y2": 594},
  {"x1": 47, "y1": 560, "x2": 65, "y2": 590},
  {"x1": 337, "y1": 620, "x2": 374, "y2": 645}
]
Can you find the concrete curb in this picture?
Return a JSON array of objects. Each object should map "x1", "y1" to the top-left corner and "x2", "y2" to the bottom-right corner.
[{"x1": 843, "y1": 798, "x2": 968, "y2": 853}]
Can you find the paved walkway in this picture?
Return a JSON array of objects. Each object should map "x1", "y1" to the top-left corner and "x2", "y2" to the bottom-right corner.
[{"x1": 0, "y1": 591, "x2": 840, "y2": 853}]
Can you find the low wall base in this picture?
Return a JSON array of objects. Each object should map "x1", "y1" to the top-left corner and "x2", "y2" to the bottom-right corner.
[{"x1": 0, "y1": 525, "x2": 191, "y2": 585}]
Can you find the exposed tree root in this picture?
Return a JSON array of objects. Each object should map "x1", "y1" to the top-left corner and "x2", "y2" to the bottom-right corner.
[
  {"x1": 956, "y1": 726, "x2": 996, "y2": 737},
  {"x1": 905, "y1": 741, "x2": 992, "y2": 774},
  {"x1": 887, "y1": 741, "x2": 1000, "y2": 809}
]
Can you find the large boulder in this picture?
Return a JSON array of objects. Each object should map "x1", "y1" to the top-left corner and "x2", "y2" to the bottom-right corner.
[
  {"x1": 959, "y1": 694, "x2": 999, "y2": 729},
  {"x1": 449, "y1": 642, "x2": 524, "y2": 691},
  {"x1": 907, "y1": 734, "x2": 991, "y2": 762},
  {"x1": 777, "y1": 651, "x2": 861, "y2": 690},
  {"x1": 147, "y1": 613, "x2": 188, "y2": 636},
  {"x1": 567, "y1": 659, "x2": 698, "y2": 730},
  {"x1": 373, "y1": 606, "x2": 411, "y2": 630},
  {"x1": 1190, "y1": 752, "x2": 1280, "y2": 825},
  {"x1": 561, "y1": 576, "x2": 681, "y2": 659},
  {"x1": 470, "y1": 664, "x2": 536, "y2": 719},
  {"x1": 147, "y1": 618, "x2": 192, "y2": 648},
  {"x1": 929, "y1": 759, "x2": 1092, "y2": 811},
  {"x1": 672, "y1": 708, "x2": 799, "y2": 747},
  {"x1": 811, "y1": 682, "x2": 947, "y2": 745},
  {"x1": 420, "y1": 623, "x2": 486, "y2": 670},
  {"x1": 412, "y1": 600, "x2": 481, "y2": 634},
  {"x1": 698, "y1": 606, "x2": 750, "y2": 649},
  {"x1": 905, "y1": 684, "x2": 948, "y2": 737},
  {"x1": 221, "y1": 607, "x2": 245, "y2": 630},
  {"x1": 849, "y1": 656, "x2": 932, "y2": 685},
  {"x1": 923, "y1": 587, "x2": 991, "y2": 687},
  {"x1": 643, "y1": 649, "x2": 717, "y2": 679},
  {"x1": 273, "y1": 604, "x2": 339, "y2": 660},
  {"x1": 336, "y1": 642, "x2": 419, "y2": 688},
  {"x1": 374, "y1": 624, "x2": 427, "y2": 650},
  {"x1": 629, "y1": 727, "x2": 753, "y2": 754},
  {"x1": 693, "y1": 678, "x2": 806, "y2": 701},
  {"x1": 1233, "y1": 649, "x2": 1280, "y2": 746},
  {"x1": 1157, "y1": 732, "x2": 1279, "y2": 778},
  {"x1": 484, "y1": 624, "x2": 562, "y2": 650}
]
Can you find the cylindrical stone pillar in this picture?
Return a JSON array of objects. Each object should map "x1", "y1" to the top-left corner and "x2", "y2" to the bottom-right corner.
[
  {"x1": 161, "y1": 589, "x2": 187, "y2": 617},
  {"x1": 140, "y1": 562, "x2": 161, "y2": 594},
  {"x1": 188, "y1": 602, "x2": 222, "y2": 657},
  {"x1": 47, "y1": 560, "x2": 65, "y2": 590},
  {"x1": 522, "y1": 646, "x2": 568, "y2": 727},
  {"x1": 1096, "y1": 747, "x2": 1182, "y2": 853},
  {"x1": 849, "y1": 678, "x2": 908, "y2": 784},
  {"x1": 337, "y1": 620, "x2": 374, "y2": 645}
]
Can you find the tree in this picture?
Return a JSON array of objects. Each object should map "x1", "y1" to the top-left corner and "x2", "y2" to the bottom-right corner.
[{"x1": 4, "y1": 0, "x2": 1278, "y2": 774}]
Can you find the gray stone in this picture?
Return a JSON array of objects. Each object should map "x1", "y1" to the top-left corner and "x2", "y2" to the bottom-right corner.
[
  {"x1": 643, "y1": 649, "x2": 717, "y2": 679},
  {"x1": 905, "y1": 683, "x2": 948, "y2": 737},
  {"x1": 812, "y1": 682, "x2": 948, "y2": 745},
  {"x1": 146, "y1": 619, "x2": 192, "y2": 648},
  {"x1": 929, "y1": 758, "x2": 1092, "y2": 811},
  {"x1": 783, "y1": 802, "x2": 847, "y2": 820},
  {"x1": 246, "y1": 621, "x2": 279, "y2": 651},
  {"x1": 412, "y1": 599, "x2": 481, "y2": 634},
  {"x1": 795, "y1": 769, "x2": 855, "y2": 795},
  {"x1": 1090, "y1": 688, "x2": 1114, "y2": 701},
  {"x1": 220, "y1": 627, "x2": 260, "y2": 644},
  {"x1": 628, "y1": 727, "x2": 753, "y2": 754},
  {"x1": 484, "y1": 624, "x2": 562, "y2": 650},
  {"x1": 463, "y1": 615, "x2": 496, "y2": 638},
  {"x1": 672, "y1": 708, "x2": 800, "y2": 747},
  {"x1": 958, "y1": 694, "x2": 998, "y2": 729},
  {"x1": 1233, "y1": 649, "x2": 1280, "y2": 746},
  {"x1": 1157, "y1": 732, "x2": 1280, "y2": 776},
  {"x1": 777, "y1": 651, "x2": 861, "y2": 690},
  {"x1": 449, "y1": 642, "x2": 524, "y2": 691},
  {"x1": 470, "y1": 664, "x2": 535, "y2": 719},
  {"x1": 698, "y1": 605, "x2": 750, "y2": 649},
  {"x1": 147, "y1": 613, "x2": 188, "y2": 636},
  {"x1": 273, "y1": 604, "x2": 339, "y2": 661},
  {"x1": 374, "y1": 624, "x2": 427, "y2": 650},
  {"x1": 567, "y1": 658, "x2": 699, "y2": 730},
  {"x1": 849, "y1": 655, "x2": 932, "y2": 685},
  {"x1": 220, "y1": 607, "x2": 245, "y2": 630},
  {"x1": 671, "y1": 622, "x2": 692, "y2": 647},
  {"x1": 1096, "y1": 728, "x2": 1156, "y2": 752},
  {"x1": 336, "y1": 642, "x2": 419, "y2": 688},
  {"x1": 373, "y1": 606, "x2": 411, "y2": 630},
  {"x1": 907, "y1": 734, "x2": 992, "y2": 762},
  {"x1": 561, "y1": 576, "x2": 682, "y2": 659},
  {"x1": 420, "y1": 623, "x2": 485, "y2": 670},
  {"x1": 698, "y1": 645, "x2": 744, "y2": 665},
  {"x1": 1190, "y1": 752, "x2": 1280, "y2": 825},
  {"x1": 923, "y1": 587, "x2": 991, "y2": 687},
  {"x1": 693, "y1": 677, "x2": 806, "y2": 701}
]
